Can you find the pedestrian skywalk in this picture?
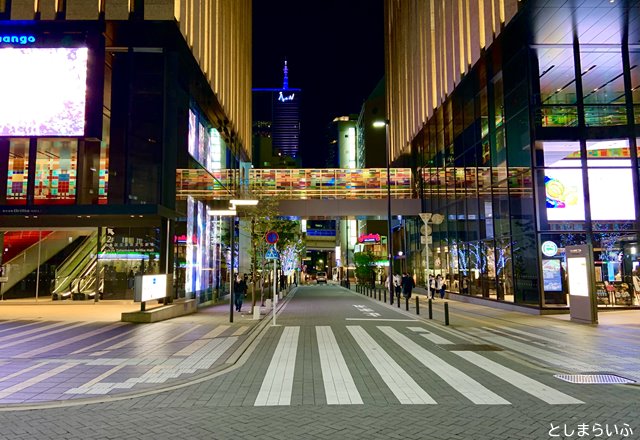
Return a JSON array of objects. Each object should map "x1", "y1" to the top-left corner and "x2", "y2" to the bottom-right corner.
[{"x1": 251, "y1": 325, "x2": 584, "y2": 407}]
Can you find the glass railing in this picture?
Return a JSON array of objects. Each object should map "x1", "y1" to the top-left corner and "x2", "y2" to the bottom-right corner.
[
  {"x1": 584, "y1": 105, "x2": 627, "y2": 127},
  {"x1": 539, "y1": 106, "x2": 578, "y2": 127}
]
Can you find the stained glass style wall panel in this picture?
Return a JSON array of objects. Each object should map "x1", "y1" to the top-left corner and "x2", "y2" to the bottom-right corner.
[
  {"x1": 34, "y1": 139, "x2": 77, "y2": 204},
  {"x1": 6, "y1": 139, "x2": 29, "y2": 204}
]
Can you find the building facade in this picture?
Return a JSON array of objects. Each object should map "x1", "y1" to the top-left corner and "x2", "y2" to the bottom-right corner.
[
  {"x1": 386, "y1": 0, "x2": 640, "y2": 310},
  {"x1": 0, "y1": 0, "x2": 252, "y2": 305}
]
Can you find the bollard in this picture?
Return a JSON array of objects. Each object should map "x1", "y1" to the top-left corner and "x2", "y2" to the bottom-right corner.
[
  {"x1": 405, "y1": 296, "x2": 409, "y2": 311},
  {"x1": 397, "y1": 294, "x2": 400, "y2": 308},
  {"x1": 444, "y1": 302, "x2": 449, "y2": 326},
  {"x1": 378, "y1": 289, "x2": 382, "y2": 301},
  {"x1": 416, "y1": 297, "x2": 420, "y2": 315},
  {"x1": 428, "y1": 298, "x2": 433, "y2": 319},
  {"x1": 384, "y1": 290, "x2": 387, "y2": 303}
]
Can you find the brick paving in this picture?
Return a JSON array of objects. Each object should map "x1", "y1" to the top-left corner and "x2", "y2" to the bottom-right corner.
[{"x1": 0, "y1": 284, "x2": 637, "y2": 439}]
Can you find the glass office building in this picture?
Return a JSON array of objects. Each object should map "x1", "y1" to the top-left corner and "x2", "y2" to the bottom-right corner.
[{"x1": 402, "y1": 1, "x2": 640, "y2": 309}]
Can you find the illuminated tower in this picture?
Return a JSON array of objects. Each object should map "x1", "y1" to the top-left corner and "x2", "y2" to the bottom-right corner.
[{"x1": 253, "y1": 61, "x2": 302, "y2": 163}]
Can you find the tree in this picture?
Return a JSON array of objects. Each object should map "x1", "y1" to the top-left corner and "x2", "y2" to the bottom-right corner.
[
  {"x1": 239, "y1": 198, "x2": 305, "y2": 311},
  {"x1": 353, "y1": 249, "x2": 377, "y2": 287}
]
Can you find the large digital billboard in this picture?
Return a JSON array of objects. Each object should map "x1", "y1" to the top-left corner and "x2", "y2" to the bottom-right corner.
[
  {"x1": 544, "y1": 169, "x2": 585, "y2": 221},
  {"x1": 0, "y1": 47, "x2": 88, "y2": 136}
]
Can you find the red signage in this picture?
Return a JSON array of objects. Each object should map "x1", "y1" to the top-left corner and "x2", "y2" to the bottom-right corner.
[
  {"x1": 265, "y1": 230, "x2": 279, "y2": 244},
  {"x1": 358, "y1": 233, "x2": 381, "y2": 244}
]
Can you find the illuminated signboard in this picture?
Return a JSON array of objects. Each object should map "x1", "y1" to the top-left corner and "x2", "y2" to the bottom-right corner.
[
  {"x1": 278, "y1": 91, "x2": 295, "y2": 102},
  {"x1": 0, "y1": 47, "x2": 88, "y2": 136},
  {"x1": 567, "y1": 257, "x2": 589, "y2": 297},
  {"x1": 0, "y1": 35, "x2": 36, "y2": 45},
  {"x1": 134, "y1": 274, "x2": 167, "y2": 302},
  {"x1": 358, "y1": 233, "x2": 381, "y2": 243}
]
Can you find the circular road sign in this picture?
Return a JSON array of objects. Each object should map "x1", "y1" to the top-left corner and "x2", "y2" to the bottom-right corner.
[{"x1": 265, "y1": 230, "x2": 279, "y2": 244}]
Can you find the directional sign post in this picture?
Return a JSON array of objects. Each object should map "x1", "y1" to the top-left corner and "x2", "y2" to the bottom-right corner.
[{"x1": 264, "y1": 243, "x2": 280, "y2": 326}]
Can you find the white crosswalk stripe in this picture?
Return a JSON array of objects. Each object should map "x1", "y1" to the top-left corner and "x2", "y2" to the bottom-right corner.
[
  {"x1": 316, "y1": 326, "x2": 362, "y2": 404},
  {"x1": 254, "y1": 326, "x2": 300, "y2": 406},
  {"x1": 453, "y1": 351, "x2": 583, "y2": 404},
  {"x1": 347, "y1": 325, "x2": 436, "y2": 404},
  {"x1": 378, "y1": 326, "x2": 510, "y2": 405}
]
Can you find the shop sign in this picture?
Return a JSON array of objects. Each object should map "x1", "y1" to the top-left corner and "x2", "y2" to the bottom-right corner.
[
  {"x1": 0, "y1": 35, "x2": 36, "y2": 45},
  {"x1": 358, "y1": 233, "x2": 380, "y2": 243},
  {"x1": 134, "y1": 274, "x2": 167, "y2": 302},
  {"x1": 541, "y1": 241, "x2": 558, "y2": 257}
]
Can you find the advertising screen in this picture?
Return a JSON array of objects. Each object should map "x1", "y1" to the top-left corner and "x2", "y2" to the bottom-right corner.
[
  {"x1": 588, "y1": 167, "x2": 636, "y2": 221},
  {"x1": 542, "y1": 259, "x2": 563, "y2": 292},
  {"x1": 0, "y1": 47, "x2": 88, "y2": 136},
  {"x1": 544, "y1": 169, "x2": 586, "y2": 221}
]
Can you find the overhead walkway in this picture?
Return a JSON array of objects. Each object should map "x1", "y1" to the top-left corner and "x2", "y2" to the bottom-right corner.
[{"x1": 176, "y1": 167, "x2": 415, "y2": 200}]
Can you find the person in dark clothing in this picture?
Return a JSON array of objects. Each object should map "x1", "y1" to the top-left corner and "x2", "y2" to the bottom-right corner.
[
  {"x1": 401, "y1": 272, "x2": 415, "y2": 299},
  {"x1": 234, "y1": 275, "x2": 247, "y2": 312}
]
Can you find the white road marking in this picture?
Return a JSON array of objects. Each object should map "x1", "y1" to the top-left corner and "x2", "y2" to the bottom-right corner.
[
  {"x1": 453, "y1": 351, "x2": 583, "y2": 404},
  {"x1": 347, "y1": 326, "x2": 435, "y2": 404},
  {"x1": 379, "y1": 326, "x2": 510, "y2": 405},
  {"x1": 255, "y1": 327, "x2": 300, "y2": 406},
  {"x1": 316, "y1": 326, "x2": 362, "y2": 405}
]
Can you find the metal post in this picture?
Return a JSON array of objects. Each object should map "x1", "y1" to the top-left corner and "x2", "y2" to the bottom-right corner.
[
  {"x1": 444, "y1": 302, "x2": 449, "y2": 326},
  {"x1": 35, "y1": 230, "x2": 42, "y2": 302},
  {"x1": 229, "y1": 216, "x2": 235, "y2": 323},
  {"x1": 397, "y1": 293, "x2": 400, "y2": 308},
  {"x1": 385, "y1": 121, "x2": 394, "y2": 308},
  {"x1": 428, "y1": 298, "x2": 432, "y2": 319},
  {"x1": 416, "y1": 297, "x2": 419, "y2": 314},
  {"x1": 272, "y1": 257, "x2": 277, "y2": 326},
  {"x1": 383, "y1": 289, "x2": 386, "y2": 303},
  {"x1": 405, "y1": 296, "x2": 409, "y2": 311}
]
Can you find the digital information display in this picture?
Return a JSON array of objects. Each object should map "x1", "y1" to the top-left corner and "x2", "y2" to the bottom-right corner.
[
  {"x1": 542, "y1": 259, "x2": 562, "y2": 292},
  {"x1": 567, "y1": 257, "x2": 589, "y2": 297},
  {"x1": 0, "y1": 47, "x2": 88, "y2": 136},
  {"x1": 134, "y1": 274, "x2": 167, "y2": 302}
]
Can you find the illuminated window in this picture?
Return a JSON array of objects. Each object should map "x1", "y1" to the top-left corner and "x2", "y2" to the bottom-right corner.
[
  {"x1": 6, "y1": 139, "x2": 29, "y2": 204},
  {"x1": 34, "y1": 139, "x2": 77, "y2": 205}
]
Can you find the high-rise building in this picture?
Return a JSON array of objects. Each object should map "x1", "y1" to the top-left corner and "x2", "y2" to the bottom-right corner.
[
  {"x1": 386, "y1": 0, "x2": 640, "y2": 311},
  {"x1": 253, "y1": 61, "x2": 302, "y2": 167},
  {"x1": 0, "y1": 0, "x2": 252, "y2": 304}
]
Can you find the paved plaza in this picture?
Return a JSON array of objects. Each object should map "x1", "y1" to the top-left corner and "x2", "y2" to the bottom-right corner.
[{"x1": 0, "y1": 285, "x2": 637, "y2": 439}]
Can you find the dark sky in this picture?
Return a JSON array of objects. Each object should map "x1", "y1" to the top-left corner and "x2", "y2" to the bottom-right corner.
[{"x1": 252, "y1": 0, "x2": 384, "y2": 167}]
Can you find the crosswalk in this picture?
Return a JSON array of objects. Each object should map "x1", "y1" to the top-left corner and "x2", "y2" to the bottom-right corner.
[
  {"x1": 252, "y1": 325, "x2": 584, "y2": 407},
  {"x1": 0, "y1": 318, "x2": 588, "y2": 406}
]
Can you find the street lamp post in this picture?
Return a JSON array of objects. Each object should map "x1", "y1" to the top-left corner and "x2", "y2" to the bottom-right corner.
[{"x1": 374, "y1": 119, "x2": 394, "y2": 304}]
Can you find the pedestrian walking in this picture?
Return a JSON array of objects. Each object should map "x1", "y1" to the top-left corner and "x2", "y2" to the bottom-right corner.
[
  {"x1": 401, "y1": 272, "x2": 415, "y2": 299},
  {"x1": 435, "y1": 274, "x2": 444, "y2": 299},
  {"x1": 429, "y1": 275, "x2": 436, "y2": 299},
  {"x1": 234, "y1": 274, "x2": 247, "y2": 312},
  {"x1": 393, "y1": 273, "x2": 402, "y2": 302}
]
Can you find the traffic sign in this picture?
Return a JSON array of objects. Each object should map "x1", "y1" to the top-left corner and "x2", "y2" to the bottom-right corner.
[
  {"x1": 265, "y1": 230, "x2": 279, "y2": 244},
  {"x1": 265, "y1": 245, "x2": 280, "y2": 259}
]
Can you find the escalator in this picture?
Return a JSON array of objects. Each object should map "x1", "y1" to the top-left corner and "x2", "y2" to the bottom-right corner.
[
  {"x1": 51, "y1": 230, "x2": 105, "y2": 300},
  {"x1": 0, "y1": 230, "x2": 91, "y2": 300}
]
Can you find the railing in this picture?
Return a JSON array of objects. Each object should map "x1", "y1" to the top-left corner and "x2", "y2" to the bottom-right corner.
[{"x1": 53, "y1": 231, "x2": 99, "y2": 294}]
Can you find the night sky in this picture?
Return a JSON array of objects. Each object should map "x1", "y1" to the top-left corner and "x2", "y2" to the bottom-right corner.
[{"x1": 252, "y1": 0, "x2": 384, "y2": 168}]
